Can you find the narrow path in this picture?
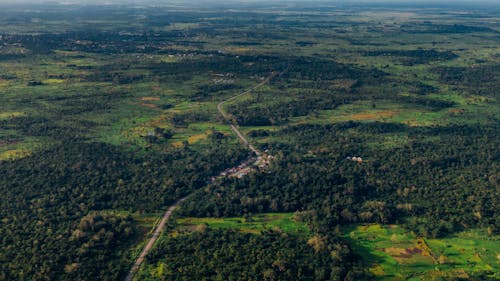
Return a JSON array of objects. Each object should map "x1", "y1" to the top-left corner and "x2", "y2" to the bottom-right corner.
[
  {"x1": 124, "y1": 72, "x2": 276, "y2": 281},
  {"x1": 124, "y1": 197, "x2": 187, "y2": 281},
  {"x1": 217, "y1": 72, "x2": 279, "y2": 157}
]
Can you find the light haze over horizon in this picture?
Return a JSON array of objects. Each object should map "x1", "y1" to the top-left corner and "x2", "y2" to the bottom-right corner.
[{"x1": 0, "y1": 0, "x2": 499, "y2": 3}]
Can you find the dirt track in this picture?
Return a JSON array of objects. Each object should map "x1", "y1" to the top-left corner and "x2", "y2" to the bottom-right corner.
[
  {"x1": 124, "y1": 72, "x2": 277, "y2": 281},
  {"x1": 124, "y1": 197, "x2": 187, "y2": 281}
]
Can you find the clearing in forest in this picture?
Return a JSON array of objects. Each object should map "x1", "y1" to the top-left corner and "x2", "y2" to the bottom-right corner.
[
  {"x1": 175, "y1": 213, "x2": 310, "y2": 237},
  {"x1": 342, "y1": 224, "x2": 499, "y2": 280}
]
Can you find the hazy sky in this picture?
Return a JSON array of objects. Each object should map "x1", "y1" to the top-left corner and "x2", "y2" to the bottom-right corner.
[
  {"x1": 0, "y1": 0, "x2": 499, "y2": 6},
  {"x1": 0, "y1": 0, "x2": 498, "y2": 2}
]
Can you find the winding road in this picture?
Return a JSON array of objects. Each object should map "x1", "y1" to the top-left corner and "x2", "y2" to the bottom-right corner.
[
  {"x1": 124, "y1": 197, "x2": 187, "y2": 281},
  {"x1": 124, "y1": 72, "x2": 277, "y2": 281}
]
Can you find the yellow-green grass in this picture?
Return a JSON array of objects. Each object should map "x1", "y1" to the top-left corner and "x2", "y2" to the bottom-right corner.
[
  {"x1": 0, "y1": 137, "x2": 48, "y2": 161},
  {"x1": 176, "y1": 213, "x2": 310, "y2": 236},
  {"x1": 289, "y1": 94, "x2": 496, "y2": 128},
  {"x1": 0, "y1": 148, "x2": 32, "y2": 160},
  {"x1": 426, "y1": 230, "x2": 499, "y2": 274},
  {"x1": 165, "y1": 22, "x2": 201, "y2": 31},
  {"x1": 169, "y1": 122, "x2": 234, "y2": 146},
  {"x1": 342, "y1": 224, "x2": 499, "y2": 280},
  {"x1": 0, "y1": 111, "x2": 26, "y2": 120},
  {"x1": 287, "y1": 100, "x2": 433, "y2": 126}
]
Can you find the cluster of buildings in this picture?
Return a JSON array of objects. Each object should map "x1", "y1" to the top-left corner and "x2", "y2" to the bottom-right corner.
[
  {"x1": 220, "y1": 156, "x2": 256, "y2": 178},
  {"x1": 212, "y1": 78, "x2": 235, "y2": 84},
  {"x1": 346, "y1": 156, "x2": 363, "y2": 163},
  {"x1": 257, "y1": 153, "x2": 274, "y2": 171},
  {"x1": 211, "y1": 152, "x2": 274, "y2": 181}
]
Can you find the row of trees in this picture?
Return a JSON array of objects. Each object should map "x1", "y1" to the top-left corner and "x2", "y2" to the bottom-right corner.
[{"x1": 363, "y1": 49, "x2": 458, "y2": 65}]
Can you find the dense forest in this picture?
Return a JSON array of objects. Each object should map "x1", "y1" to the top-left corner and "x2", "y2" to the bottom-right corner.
[
  {"x1": 135, "y1": 229, "x2": 369, "y2": 281},
  {"x1": 181, "y1": 122, "x2": 499, "y2": 238},
  {"x1": 0, "y1": 137, "x2": 247, "y2": 280}
]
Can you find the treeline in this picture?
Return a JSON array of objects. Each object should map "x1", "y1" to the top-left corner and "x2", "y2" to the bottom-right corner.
[
  {"x1": 363, "y1": 49, "x2": 458, "y2": 65},
  {"x1": 434, "y1": 65, "x2": 500, "y2": 97},
  {"x1": 396, "y1": 95, "x2": 456, "y2": 110},
  {"x1": 401, "y1": 23, "x2": 495, "y2": 34},
  {"x1": 79, "y1": 54, "x2": 274, "y2": 85},
  {"x1": 147, "y1": 55, "x2": 286, "y2": 83},
  {"x1": 0, "y1": 30, "x2": 186, "y2": 55},
  {"x1": 283, "y1": 57, "x2": 385, "y2": 81},
  {"x1": 190, "y1": 83, "x2": 243, "y2": 101},
  {"x1": 229, "y1": 91, "x2": 350, "y2": 126}
]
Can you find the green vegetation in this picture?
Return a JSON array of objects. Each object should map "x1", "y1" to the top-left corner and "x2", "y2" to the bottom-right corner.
[
  {"x1": 0, "y1": 1, "x2": 498, "y2": 280},
  {"x1": 135, "y1": 228, "x2": 367, "y2": 281},
  {"x1": 176, "y1": 213, "x2": 310, "y2": 236},
  {"x1": 343, "y1": 224, "x2": 499, "y2": 280}
]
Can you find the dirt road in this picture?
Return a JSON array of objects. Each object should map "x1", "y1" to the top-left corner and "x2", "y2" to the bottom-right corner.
[
  {"x1": 124, "y1": 197, "x2": 187, "y2": 281},
  {"x1": 124, "y1": 72, "x2": 276, "y2": 281},
  {"x1": 217, "y1": 72, "x2": 280, "y2": 156}
]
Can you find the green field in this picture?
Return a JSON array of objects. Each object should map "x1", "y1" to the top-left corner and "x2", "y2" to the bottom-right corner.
[
  {"x1": 176, "y1": 213, "x2": 310, "y2": 237},
  {"x1": 343, "y1": 224, "x2": 499, "y2": 280}
]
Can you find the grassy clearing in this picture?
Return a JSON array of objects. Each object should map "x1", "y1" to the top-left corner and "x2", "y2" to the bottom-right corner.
[
  {"x1": 0, "y1": 137, "x2": 47, "y2": 161},
  {"x1": 0, "y1": 111, "x2": 26, "y2": 120},
  {"x1": 176, "y1": 213, "x2": 310, "y2": 236},
  {"x1": 0, "y1": 148, "x2": 32, "y2": 160},
  {"x1": 426, "y1": 230, "x2": 499, "y2": 274},
  {"x1": 288, "y1": 97, "x2": 493, "y2": 128},
  {"x1": 343, "y1": 224, "x2": 499, "y2": 280}
]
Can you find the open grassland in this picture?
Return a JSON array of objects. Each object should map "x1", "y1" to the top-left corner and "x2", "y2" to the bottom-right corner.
[
  {"x1": 176, "y1": 213, "x2": 310, "y2": 237},
  {"x1": 343, "y1": 224, "x2": 499, "y2": 280},
  {"x1": 289, "y1": 93, "x2": 496, "y2": 127}
]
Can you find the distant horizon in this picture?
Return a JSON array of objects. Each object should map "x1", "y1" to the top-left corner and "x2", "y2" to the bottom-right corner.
[
  {"x1": 0, "y1": 0, "x2": 499, "y2": 11},
  {"x1": 0, "y1": 0, "x2": 499, "y2": 4}
]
